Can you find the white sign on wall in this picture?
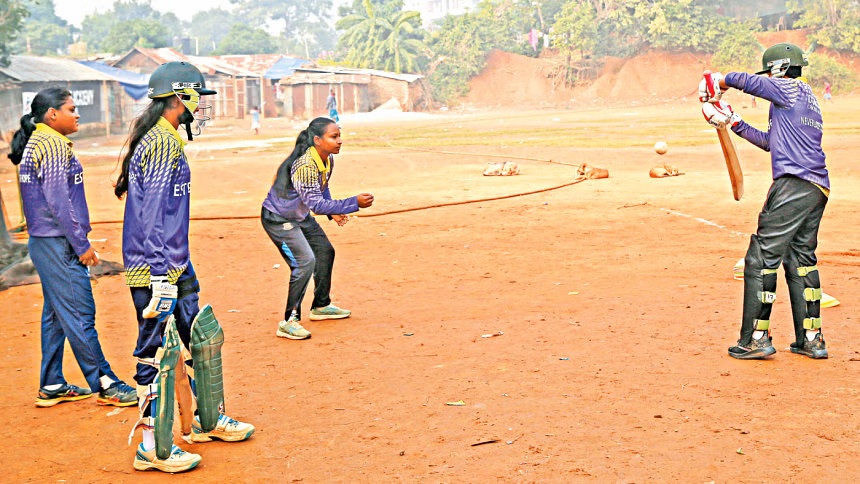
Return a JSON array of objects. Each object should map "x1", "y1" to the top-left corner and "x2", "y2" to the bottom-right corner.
[{"x1": 22, "y1": 89, "x2": 96, "y2": 115}]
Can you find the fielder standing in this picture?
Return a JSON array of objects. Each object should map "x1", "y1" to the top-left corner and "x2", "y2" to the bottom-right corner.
[
  {"x1": 700, "y1": 43, "x2": 830, "y2": 360},
  {"x1": 114, "y1": 62, "x2": 254, "y2": 472},
  {"x1": 261, "y1": 116, "x2": 373, "y2": 340},
  {"x1": 9, "y1": 88, "x2": 137, "y2": 407}
]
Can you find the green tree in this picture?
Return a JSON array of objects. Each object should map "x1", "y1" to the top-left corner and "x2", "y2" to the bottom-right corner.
[
  {"x1": 805, "y1": 52, "x2": 858, "y2": 93},
  {"x1": 337, "y1": 0, "x2": 426, "y2": 72},
  {"x1": 553, "y1": 1, "x2": 598, "y2": 60},
  {"x1": 337, "y1": 0, "x2": 427, "y2": 72},
  {"x1": 337, "y1": 0, "x2": 387, "y2": 67},
  {"x1": 711, "y1": 27, "x2": 762, "y2": 74},
  {"x1": 102, "y1": 19, "x2": 172, "y2": 53},
  {"x1": 81, "y1": 0, "x2": 179, "y2": 54},
  {"x1": 788, "y1": 0, "x2": 860, "y2": 54},
  {"x1": 0, "y1": 0, "x2": 29, "y2": 65},
  {"x1": 189, "y1": 8, "x2": 237, "y2": 55},
  {"x1": 13, "y1": 0, "x2": 72, "y2": 56},
  {"x1": 426, "y1": 11, "x2": 498, "y2": 103},
  {"x1": 213, "y1": 24, "x2": 279, "y2": 55},
  {"x1": 232, "y1": 0, "x2": 336, "y2": 57}
]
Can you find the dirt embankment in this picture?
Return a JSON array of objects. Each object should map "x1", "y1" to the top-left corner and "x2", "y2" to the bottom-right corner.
[{"x1": 464, "y1": 29, "x2": 859, "y2": 109}]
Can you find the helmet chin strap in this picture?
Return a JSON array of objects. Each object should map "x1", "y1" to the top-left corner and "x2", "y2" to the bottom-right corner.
[{"x1": 179, "y1": 109, "x2": 195, "y2": 141}]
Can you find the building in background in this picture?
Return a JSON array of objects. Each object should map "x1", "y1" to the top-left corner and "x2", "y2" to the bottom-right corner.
[{"x1": 0, "y1": 56, "x2": 121, "y2": 137}]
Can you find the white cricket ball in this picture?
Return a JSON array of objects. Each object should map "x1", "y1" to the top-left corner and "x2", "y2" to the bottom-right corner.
[{"x1": 654, "y1": 141, "x2": 668, "y2": 155}]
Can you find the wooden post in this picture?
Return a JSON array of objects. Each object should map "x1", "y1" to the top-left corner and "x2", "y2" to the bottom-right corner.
[{"x1": 102, "y1": 80, "x2": 111, "y2": 138}]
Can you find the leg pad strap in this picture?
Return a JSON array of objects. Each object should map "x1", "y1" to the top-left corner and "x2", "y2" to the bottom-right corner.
[
  {"x1": 755, "y1": 319, "x2": 770, "y2": 331},
  {"x1": 758, "y1": 291, "x2": 777, "y2": 304},
  {"x1": 803, "y1": 317, "x2": 822, "y2": 330},
  {"x1": 803, "y1": 287, "x2": 822, "y2": 302},
  {"x1": 797, "y1": 265, "x2": 818, "y2": 277}
]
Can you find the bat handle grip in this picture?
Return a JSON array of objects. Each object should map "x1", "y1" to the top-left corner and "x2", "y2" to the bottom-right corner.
[{"x1": 703, "y1": 70, "x2": 715, "y2": 96}]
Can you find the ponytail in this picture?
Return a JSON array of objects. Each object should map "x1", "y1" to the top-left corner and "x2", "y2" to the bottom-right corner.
[
  {"x1": 8, "y1": 87, "x2": 71, "y2": 165},
  {"x1": 114, "y1": 98, "x2": 170, "y2": 198},
  {"x1": 8, "y1": 114, "x2": 37, "y2": 165},
  {"x1": 272, "y1": 117, "x2": 335, "y2": 197}
]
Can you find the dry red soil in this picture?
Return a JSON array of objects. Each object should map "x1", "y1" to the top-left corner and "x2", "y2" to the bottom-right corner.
[{"x1": 3, "y1": 43, "x2": 860, "y2": 482}]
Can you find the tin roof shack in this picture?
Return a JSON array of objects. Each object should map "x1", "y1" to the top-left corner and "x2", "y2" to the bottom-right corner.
[
  {"x1": 365, "y1": 69, "x2": 425, "y2": 112},
  {"x1": 0, "y1": 55, "x2": 119, "y2": 138},
  {"x1": 278, "y1": 68, "x2": 370, "y2": 119},
  {"x1": 186, "y1": 55, "x2": 260, "y2": 120},
  {"x1": 277, "y1": 66, "x2": 426, "y2": 119},
  {"x1": 111, "y1": 47, "x2": 259, "y2": 121},
  {"x1": 215, "y1": 55, "x2": 312, "y2": 119}
]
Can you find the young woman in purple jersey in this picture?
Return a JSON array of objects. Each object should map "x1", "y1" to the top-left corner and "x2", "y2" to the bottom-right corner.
[
  {"x1": 700, "y1": 43, "x2": 830, "y2": 360},
  {"x1": 9, "y1": 88, "x2": 136, "y2": 408},
  {"x1": 262, "y1": 117, "x2": 374, "y2": 340},
  {"x1": 115, "y1": 62, "x2": 253, "y2": 473}
]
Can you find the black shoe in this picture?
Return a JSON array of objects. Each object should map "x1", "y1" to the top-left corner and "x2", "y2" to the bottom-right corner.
[
  {"x1": 35, "y1": 383, "x2": 93, "y2": 407},
  {"x1": 728, "y1": 334, "x2": 776, "y2": 360},
  {"x1": 790, "y1": 333, "x2": 828, "y2": 359}
]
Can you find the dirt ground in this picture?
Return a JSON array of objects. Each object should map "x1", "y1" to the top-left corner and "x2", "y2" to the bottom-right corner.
[{"x1": 4, "y1": 53, "x2": 860, "y2": 482}]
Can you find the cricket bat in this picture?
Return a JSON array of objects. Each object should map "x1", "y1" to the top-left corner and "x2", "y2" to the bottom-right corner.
[{"x1": 703, "y1": 70, "x2": 744, "y2": 201}]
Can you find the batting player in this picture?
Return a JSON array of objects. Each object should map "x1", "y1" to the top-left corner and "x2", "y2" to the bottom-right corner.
[
  {"x1": 114, "y1": 62, "x2": 254, "y2": 472},
  {"x1": 9, "y1": 88, "x2": 137, "y2": 408},
  {"x1": 699, "y1": 43, "x2": 830, "y2": 360}
]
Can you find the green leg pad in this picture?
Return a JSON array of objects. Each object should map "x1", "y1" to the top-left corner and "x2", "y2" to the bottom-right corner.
[
  {"x1": 155, "y1": 316, "x2": 181, "y2": 460},
  {"x1": 754, "y1": 319, "x2": 770, "y2": 331},
  {"x1": 190, "y1": 304, "x2": 225, "y2": 433}
]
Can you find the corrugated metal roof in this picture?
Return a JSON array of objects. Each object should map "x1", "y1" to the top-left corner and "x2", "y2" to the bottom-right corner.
[
  {"x1": 0, "y1": 55, "x2": 114, "y2": 82},
  {"x1": 187, "y1": 55, "x2": 260, "y2": 78},
  {"x1": 291, "y1": 66, "x2": 422, "y2": 83}
]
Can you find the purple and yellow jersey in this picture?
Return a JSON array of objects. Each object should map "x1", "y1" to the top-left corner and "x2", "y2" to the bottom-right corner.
[
  {"x1": 18, "y1": 123, "x2": 91, "y2": 256},
  {"x1": 122, "y1": 117, "x2": 191, "y2": 287},
  {"x1": 262, "y1": 146, "x2": 359, "y2": 221},
  {"x1": 725, "y1": 72, "x2": 829, "y2": 190}
]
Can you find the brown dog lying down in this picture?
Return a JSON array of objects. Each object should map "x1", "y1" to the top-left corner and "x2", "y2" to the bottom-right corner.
[
  {"x1": 576, "y1": 163, "x2": 609, "y2": 179},
  {"x1": 483, "y1": 161, "x2": 520, "y2": 176},
  {"x1": 649, "y1": 163, "x2": 683, "y2": 178}
]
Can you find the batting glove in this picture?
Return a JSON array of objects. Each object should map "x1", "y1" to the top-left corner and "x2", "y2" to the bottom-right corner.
[
  {"x1": 702, "y1": 101, "x2": 741, "y2": 128},
  {"x1": 142, "y1": 275, "x2": 178, "y2": 321},
  {"x1": 698, "y1": 72, "x2": 724, "y2": 103}
]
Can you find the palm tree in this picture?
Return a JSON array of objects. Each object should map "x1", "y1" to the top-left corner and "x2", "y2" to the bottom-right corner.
[
  {"x1": 337, "y1": 0, "x2": 427, "y2": 73},
  {"x1": 373, "y1": 9, "x2": 424, "y2": 73},
  {"x1": 337, "y1": 0, "x2": 382, "y2": 68}
]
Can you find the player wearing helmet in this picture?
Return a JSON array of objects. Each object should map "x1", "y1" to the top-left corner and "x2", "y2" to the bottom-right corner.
[
  {"x1": 698, "y1": 44, "x2": 830, "y2": 360},
  {"x1": 114, "y1": 61, "x2": 254, "y2": 473}
]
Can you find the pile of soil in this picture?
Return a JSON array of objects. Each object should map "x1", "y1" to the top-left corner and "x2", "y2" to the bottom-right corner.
[
  {"x1": 464, "y1": 29, "x2": 859, "y2": 108},
  {"x1": 464, "y1": 49, "x2": 711, "y2": 108}
]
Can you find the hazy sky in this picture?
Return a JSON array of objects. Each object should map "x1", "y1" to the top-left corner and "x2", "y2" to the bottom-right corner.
[{"x1": 54, "y1": 0, "x2": 236, "y2": 27}]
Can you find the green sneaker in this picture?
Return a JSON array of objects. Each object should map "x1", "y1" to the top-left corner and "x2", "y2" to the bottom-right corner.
[
  {"x1": 276, "y1": 314, "x2": 311, "y2": 340},
  {"x1": 98, "y1": 380, "x2": 138, "y2": 407},
  {"x1": 35, "y1": 383, "x2": 93, "y2": 408},
  {"x1": 309, "y1": 304, "x2": 351, "y2": 321}
]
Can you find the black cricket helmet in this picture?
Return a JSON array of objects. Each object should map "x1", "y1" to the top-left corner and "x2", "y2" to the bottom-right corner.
[{"x1": 148, "y1": 61, "x2": 216, "y2": 140}]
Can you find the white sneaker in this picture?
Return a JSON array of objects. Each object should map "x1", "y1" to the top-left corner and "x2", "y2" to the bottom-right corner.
[
  {"x1": 188, "y1": 414, "x2": 255, "y2": 443},
  {"x1": 133, "y1": 443, "x2": 201, "y2": 473},
  {"x1": 276, "y1": 314, "x2": 311, "y2": 339}
]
